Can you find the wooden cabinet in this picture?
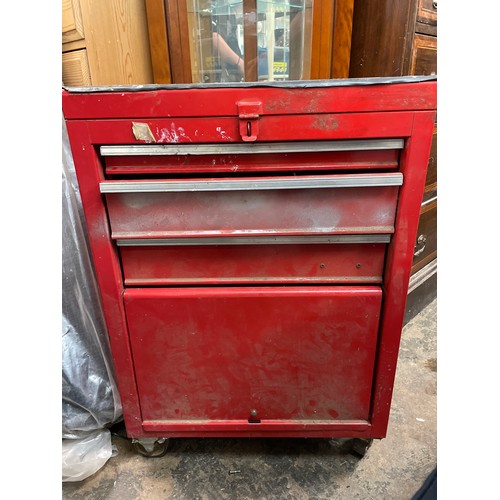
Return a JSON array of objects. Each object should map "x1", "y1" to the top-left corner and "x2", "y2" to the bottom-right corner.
[
  {"x1": 349, "y1": 0, "x2": 438, "y2": 322},
  {"x1": 62, "y1": 0, "x2": 154, "y2": 86},
  {"x1": 145, "y1": 0, "x2": 355, "y2": 84}
]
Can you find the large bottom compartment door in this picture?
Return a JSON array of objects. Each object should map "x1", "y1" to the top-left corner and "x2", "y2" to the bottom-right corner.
[{"x1": 124, "y1": 287, "x2": 381, "y2": 424}]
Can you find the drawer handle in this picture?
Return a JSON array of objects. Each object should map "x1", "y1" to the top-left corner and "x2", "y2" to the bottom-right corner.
[
  {"x1": 100, "y1": 139, "x2": 404, "y2": 157},
  {"x1": 116, "y1": 234, "x2": 392, "y2": 247},
  {"x1": 414, "y1": 234, "x2": 427, "y2": 257},
  {"x1": 100, "y1": 173, "x2": 403, "y2": 193}
]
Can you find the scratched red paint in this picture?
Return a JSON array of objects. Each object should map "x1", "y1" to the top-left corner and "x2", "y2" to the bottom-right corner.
[{"x1": 105, "y1": 184, "x2": 399, "y2": 240}]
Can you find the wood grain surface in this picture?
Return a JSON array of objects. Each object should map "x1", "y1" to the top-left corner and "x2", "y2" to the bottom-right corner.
[
  {"x1": 62, "y1": 49, "x2": 92, "y2": 86},
  {"x1": 145, "y1": 0, "x2": 172, "y2": 83},
  {"x1": 78, "y1": 0, "x2": 154, "y2": 85}
]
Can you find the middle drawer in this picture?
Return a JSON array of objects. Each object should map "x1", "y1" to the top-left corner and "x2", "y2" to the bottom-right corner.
[{"x1": 101, "y1": 173, "x2": 403, "y2": 240}]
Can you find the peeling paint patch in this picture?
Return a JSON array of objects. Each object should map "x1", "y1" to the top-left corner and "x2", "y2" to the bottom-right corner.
[
  {"x1": 216, "y1": 126, "x2": 231, "y2": 141},
  {"x1": 132, "y1": 122, "x2": 156, "y2": 143},
  {"x1": 157, "y1": 123, "x2": 193, "y2": 143}
]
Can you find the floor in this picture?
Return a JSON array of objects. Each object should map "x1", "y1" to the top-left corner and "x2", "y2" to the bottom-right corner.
[{"x1": 62, "y1": 299, "x2": 437, "y2": 500}]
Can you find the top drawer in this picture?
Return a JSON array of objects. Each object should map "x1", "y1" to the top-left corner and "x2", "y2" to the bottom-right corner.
[
  {"x1": 101, "y1": 172, "x2": 402, "y2": 241},
  {"x1": 101, "y1": 139, "x2": 403, "y2": 175}
]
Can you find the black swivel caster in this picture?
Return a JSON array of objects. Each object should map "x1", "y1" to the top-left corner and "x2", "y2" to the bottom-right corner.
[
  {"x1": 350, "y1": 438, "x2": 373, "y2": 457},
  {"x1": 132, "y1": 437, "x2": 170, "y2": 458}
]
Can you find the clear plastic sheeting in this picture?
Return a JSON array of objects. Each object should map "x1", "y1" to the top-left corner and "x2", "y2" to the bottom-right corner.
[
  {"x1": 62, "y1": 116, "x2": 122, "y2": 480},
  {"x1": 62, "y1": 429, "x2": 114, "y2": 482}
]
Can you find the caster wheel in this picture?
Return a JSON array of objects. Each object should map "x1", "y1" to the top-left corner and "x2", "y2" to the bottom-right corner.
[
  {"x1": 132, "y1": 438, "x2": 170, "y2": 458},
  {"x1": 350, "y1": 438, "x2": 373, "y2": 457}
]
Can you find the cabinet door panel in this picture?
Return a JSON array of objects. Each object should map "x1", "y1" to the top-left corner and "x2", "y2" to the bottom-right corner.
[
  {"x1": 411, "y1": 34, "x2": 437, "y2": 76},
  {"x1": 124, "y1": 286, "x2": 382, "y2": 422}
]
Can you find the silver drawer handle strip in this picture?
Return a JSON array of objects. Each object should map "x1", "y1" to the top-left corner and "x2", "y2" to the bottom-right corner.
[
  {"x1": 100, "y1": 173, "x2": 403, "y2": 193},
  {"x1": 100, "y1": 139, "x2": 404, "y2": 156},
  {"x1": 116, "y1": 235, "x2": 391, "y2": 246}
]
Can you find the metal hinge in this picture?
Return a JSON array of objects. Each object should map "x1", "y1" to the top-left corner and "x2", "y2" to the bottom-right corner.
[{"x1": 237, "y1": 100, "x2": 262, "y2": 142}]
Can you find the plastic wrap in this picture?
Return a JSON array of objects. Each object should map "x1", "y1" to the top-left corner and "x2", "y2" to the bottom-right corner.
[
  {"x1": 62, "y1": 116, "x2": 122, "y2": 480},
  {"x1": 62, "y1": 429, "x2": 114, "y2": 482}
]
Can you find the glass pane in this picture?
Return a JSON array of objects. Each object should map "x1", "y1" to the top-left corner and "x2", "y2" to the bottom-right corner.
[
  {"x1": 186, "y1": 0, "x2": 313, "y2": 83},
  {"x1": 256, "y1": 0, "x2": 313, "y2": 81},
  {"x1": 187, "y1": 0, "x2": 245, "y2": 83}
]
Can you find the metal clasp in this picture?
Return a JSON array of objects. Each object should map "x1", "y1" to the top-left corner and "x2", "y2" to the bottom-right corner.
[{"x1": 237, "y1": 100, "x2": 262, "y2": 142}]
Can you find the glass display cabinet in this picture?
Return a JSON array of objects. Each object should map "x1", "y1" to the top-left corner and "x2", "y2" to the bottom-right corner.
[
  {"x1": 145, "y1": 0, "x2": 354, "y2": 83},
  {"x1": 186, "y1": 0, "x2": 313, "y2": 83}
]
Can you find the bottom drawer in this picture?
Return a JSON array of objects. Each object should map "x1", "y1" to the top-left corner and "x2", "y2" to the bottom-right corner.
[{"x1": 124, "y1": 286, "x2": 382, "y2": 425}]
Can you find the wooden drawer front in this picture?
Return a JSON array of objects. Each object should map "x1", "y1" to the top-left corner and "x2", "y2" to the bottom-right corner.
[
  {"x1": 62, "y1": 49, "x2": 91, "y2": 86},
  {"x1": 411, "y1": 34, "x2": 437, "y2": 76},
  {"x1": 424, "y1": 124, "x2": 437, "y2": 187},
  {"x1": 62, "y1": 0, "x2": 84, "y2": 44},
  {"x1": 412, "y1": 199, "x2": 437, "y2": 273},
  {"x1": 422, "y1": 123, "x2": 437, "y2": 203},
  {"x1": 416, "y1": 0, "x2": 437, "y2": 36},
  {"x1": 102, "y1": 173, "x2": 402, "y2": 240},
  {"x1": 120, "y1": 238, "x2": 388, "y2": 285},
  {"x1": 124, "y1": 286, "x2": 382, "y2": 423}
]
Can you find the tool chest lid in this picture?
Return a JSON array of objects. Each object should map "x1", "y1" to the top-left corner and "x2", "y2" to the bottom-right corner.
[{"x1": 63, "y1": 75, "x2": 436, "y2": 94}]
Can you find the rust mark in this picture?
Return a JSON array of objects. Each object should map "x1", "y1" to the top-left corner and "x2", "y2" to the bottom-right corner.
[
  {"x1": 311, "y1": 115, "x2": 339, "y2": 131},
  {"x1": 265, "y1": 94, "x2": 292, "y2": 112},
  {"x1": 424, "y1": 358, "x2": 437, "y2": 372}
]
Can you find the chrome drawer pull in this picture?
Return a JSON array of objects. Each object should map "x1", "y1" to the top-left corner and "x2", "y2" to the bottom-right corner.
[
  {"x1": 100, "y1": 173, "x2": 403, "y2": 193},
  {"x1": 116, "y1": 235, "x2": 391, "y2": 246},
  {"x1": 100, "y1": 139, "x2": 404, "y2": 157}
]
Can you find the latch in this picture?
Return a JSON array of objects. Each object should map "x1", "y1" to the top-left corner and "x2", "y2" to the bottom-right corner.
[{"x1": 237, "y1": 100, "x2": 262, "y2": 142}]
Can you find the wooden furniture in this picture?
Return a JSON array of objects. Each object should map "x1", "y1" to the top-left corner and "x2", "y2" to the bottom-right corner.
[
  {"x1": 62, "y1": 0, "x2": 154, "y2": 86},
  {"x1": 349, "y1": 0, "x2": 437, "y2": 321},
  {"x1": 145, "y1": 0, "x2": 355, "y2": 84},
  {"x1": 62, "y1": 77, "x2": 436, "y2": 455}
]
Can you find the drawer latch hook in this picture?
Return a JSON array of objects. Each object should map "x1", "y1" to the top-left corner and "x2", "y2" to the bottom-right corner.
[{"x1": 237, "y1": 100, "x2": 262, "y2": 142}]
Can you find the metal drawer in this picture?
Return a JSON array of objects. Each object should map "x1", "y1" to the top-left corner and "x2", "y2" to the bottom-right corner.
[
  {"x1": 101, "y1": 173, "x2": 402, "y2": 240},
  {"x1": 102, "y1": 139, "x2": 403, "y2": 175},
  {"x1": 119, "y1": 236, "x2": 388, "y2": 286}
]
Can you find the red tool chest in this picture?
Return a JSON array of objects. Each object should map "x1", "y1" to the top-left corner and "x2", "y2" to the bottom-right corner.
[{"x1": 62, "y1": 77, "x2": 436, "y2": 454}]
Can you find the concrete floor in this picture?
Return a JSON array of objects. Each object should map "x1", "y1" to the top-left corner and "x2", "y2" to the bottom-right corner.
[{"x1": 62, "y1": 299, "x2": 437, "y2": 500}]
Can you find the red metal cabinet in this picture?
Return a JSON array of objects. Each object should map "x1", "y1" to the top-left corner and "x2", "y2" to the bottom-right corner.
[{"x1": 62, "y1": 77, "x2": 436, "y2": 444}]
